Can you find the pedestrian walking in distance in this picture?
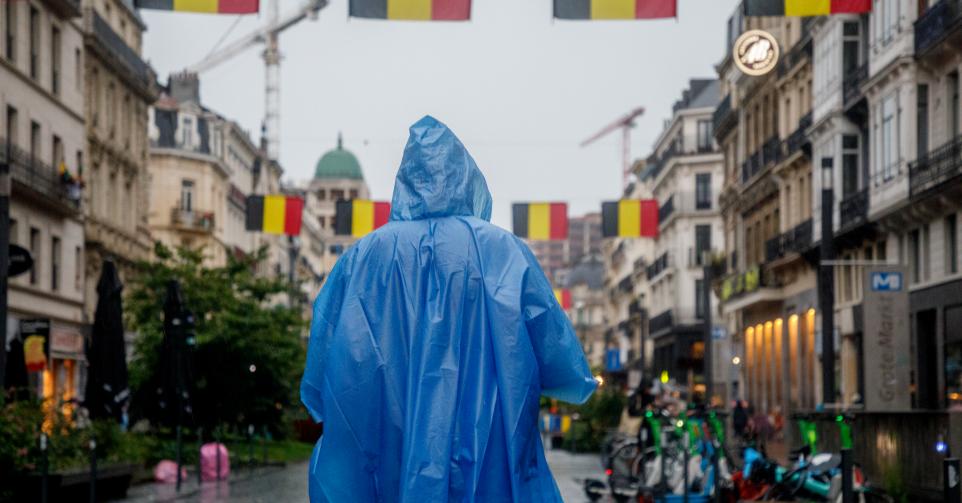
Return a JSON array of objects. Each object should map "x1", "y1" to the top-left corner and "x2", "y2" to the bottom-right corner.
[{"x1": 301, "y1": 116, "x2": 597, "y2": 502}]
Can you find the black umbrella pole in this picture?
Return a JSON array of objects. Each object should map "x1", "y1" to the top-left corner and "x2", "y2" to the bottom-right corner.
[{"x1": 175, "y1": 423, "x2": 183, "y2": 492}]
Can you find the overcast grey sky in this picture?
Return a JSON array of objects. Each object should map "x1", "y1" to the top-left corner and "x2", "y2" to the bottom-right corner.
[{"x1": 141, "y1": 0, "x2": 740, "y2": 229}]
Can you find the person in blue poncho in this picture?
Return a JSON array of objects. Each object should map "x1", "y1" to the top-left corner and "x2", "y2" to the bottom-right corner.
[{"x1": 301, "y1": 116, "x2": 597, "y2": 502}]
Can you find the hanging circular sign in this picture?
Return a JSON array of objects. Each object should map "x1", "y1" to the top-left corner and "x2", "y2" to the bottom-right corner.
[{"x1": 733, "y1": 30, "x2": 780, "y2": 76}]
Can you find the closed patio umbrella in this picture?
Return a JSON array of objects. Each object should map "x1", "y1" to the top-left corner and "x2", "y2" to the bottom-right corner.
[{"x1": 84, "y1": 260, "x2": 129, "y2": 422}]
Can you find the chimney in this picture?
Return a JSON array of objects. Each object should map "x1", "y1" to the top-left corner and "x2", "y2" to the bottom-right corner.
[{"x1": 169, "y1": 72, "x2": 201, "y2": 104}]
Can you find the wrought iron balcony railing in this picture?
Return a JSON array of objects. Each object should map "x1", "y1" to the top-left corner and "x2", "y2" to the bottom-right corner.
[
  {"x1": 88, "y1": 11, "x2": 152, "y2": 90},
  {"x1": 646, "y1": 252, "x2": 670, "y2": 281},
  {"x1": 0, "y1": 137, "x2": 82, "y2": 213},
  {"x1": 839, "y1": 188, "x2": 869, "y2": 230},
  {"x1": 170, "y1": 208, "x2": 215, "y2": 232},
  {"x1": 843, "y1": 64, "x2": 868, "y2": 107},
  {"x1": 713, "y1": 94, "x2": 736, "y2": 140},
  {"x1": 915, "y1": 0, "x2": 962, "y2": 57},
  {"x1": 42, "y1": 0, "x2": 81, "y2": 18},
  {"x1": 648, "y1": 309, "x2": 673, "y2": 335},
  {"x1": 765, "y1": 218, "x2": 814, "y2": 263},
  {"x1": 910, "y1": 134, "x2": 962, "y2": 197},
  {"x1": 658, "y1": 195, "x2": 675, "y2": 223},
  {"x1": 718, "y1": 265, "x2": 780, "y2": 303}
]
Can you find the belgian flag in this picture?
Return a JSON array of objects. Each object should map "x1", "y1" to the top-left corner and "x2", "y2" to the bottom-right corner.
[
  {"x1": 134, "y1": 0, "x2": 260, "y2": 14},
  {"x1": 554, "y1": 0, "x2": 676, "y2": 19},
  {"x1": 744, "y1": 0, "x2": 871, "y2": 16},
  {"x1": 335, "y1": 200, "x2": 391, "y2": 238},
  {"x1": 512, "y1": 203, "x2": 568, "y2": 241},
  {"x1": 601, "y1": 200, "x2": 659, "y2": 238},
  {"x1": 349, "y1": 0, "x2": 471, "y2": 20},
  {"x1": 245, "y1": 195, "x2": 304, "y2": 236},
  {"x1": 554, "y1": 288, "x2": 573, "y2": 310}
]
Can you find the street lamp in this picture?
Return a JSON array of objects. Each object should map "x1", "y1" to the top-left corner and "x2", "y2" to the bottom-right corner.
[{"x1": 819, "y1": 157, "x2": 836, "y2": 407}]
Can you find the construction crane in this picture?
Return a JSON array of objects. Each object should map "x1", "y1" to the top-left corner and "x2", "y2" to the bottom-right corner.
[
  {"x1": 182, "y1": 0, "x2": 329, "y2": 161},
  {"x1": 580, "y1": 107, "x2": 645, "y2": 189}
]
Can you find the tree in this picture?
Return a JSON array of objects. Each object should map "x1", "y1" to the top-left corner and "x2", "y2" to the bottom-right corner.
[{"x1": 126, "y1": 243, "x2": 306, "y2": 434}]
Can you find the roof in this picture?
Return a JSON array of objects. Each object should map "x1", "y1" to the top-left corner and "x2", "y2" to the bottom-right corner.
[
  {"x1": 671, "y1": 79, "x2": 721, "y2": 113},
  {"x1": 565, "y1": 255, "x2": 605, "y2": 290},
  {"x1": 314, "y1": 135, "x2": 363, "y2": 180}
]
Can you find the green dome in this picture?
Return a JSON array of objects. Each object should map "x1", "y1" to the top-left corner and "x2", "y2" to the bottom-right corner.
[{"x1": 314, "y1": 135, "x2": 363, "y2": 180}]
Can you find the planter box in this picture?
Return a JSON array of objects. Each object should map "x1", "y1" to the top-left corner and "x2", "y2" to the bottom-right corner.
[{"x1": 11, "y1": 463, "x2": 135, "y2": 502}]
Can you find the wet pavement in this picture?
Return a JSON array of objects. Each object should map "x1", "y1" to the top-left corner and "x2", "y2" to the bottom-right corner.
[{"x1": 115, "y1": 448, "x2": 606, "y2": 502}]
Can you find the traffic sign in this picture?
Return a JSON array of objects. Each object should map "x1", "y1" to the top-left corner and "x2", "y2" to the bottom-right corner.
[{"x1": 8, "y1": 244, "x2": 32, "y2": 278}]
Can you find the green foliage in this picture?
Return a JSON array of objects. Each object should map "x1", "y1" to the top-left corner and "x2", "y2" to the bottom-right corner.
[
  {"x1": 126, "y1": 242, "x2": 306, "y2": 434},
  {"x1": 562, "y1": 387, "x2": 626, "y2": 452}
]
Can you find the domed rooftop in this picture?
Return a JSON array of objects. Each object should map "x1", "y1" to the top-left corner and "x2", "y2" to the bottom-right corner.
[{"x1": 314, "y1": 134, "x2": 363, "y2": 180}]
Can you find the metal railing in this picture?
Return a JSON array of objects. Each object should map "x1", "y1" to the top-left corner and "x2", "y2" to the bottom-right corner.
[
  {"x1": 839, "y1": 188, "x2": 869, "y2": 229},
  {"x1": 778, "y1": 19, "x2": 814, "y2": 78},
  {"x1": 88, "y1": 11, "x2": 152, "y2": 88},
  {"x1": 713, "y1": 94, "x2": 736, "y2": 140},
  {"x1": 648, "y1": 309, "x2": 673, "y2": 335},
  {"x1": 765, "y1": 218, "x2": 813, "y2": 263},
  {"x1": 718, "y1": 265, "x2": 780, "y2": 302},
  {"x1": 915, "y1": 0, "x2": 962, "y2": 57},
  {"x1": 170, "y1": 208, "x2": 215, "y2": 232},
  {"x1": 0, "y1": 137, "x2": 81, "y2": 212},
  {"x1": 646, "y1": 252, "x2": 670, "y2": 280},
  {"x1": 43, "y1": 0, "x2": 82, "y2": 17},
  {"x1": 843, "y1": 64, "x2": 868, "y2": 106},
  {"x1": 785, "y1": 111, "x2": 813, "y2": 158},
  {"x1": 909, "y1": 134, "x2": 962, "y2": 196},
  {"x1": 741, "y1": 135, "x2": 782, "y2": 183},
  {"x1": 658, "y1": 195, "x2": 675, "y2": 223}
]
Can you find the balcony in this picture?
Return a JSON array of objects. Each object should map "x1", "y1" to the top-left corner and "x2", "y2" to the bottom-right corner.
[
  {"x1": 784, "y1": 112, "x2": 813, "y2": 159},
  {"x1": 646, "y1": 252, "x2": 670, "y2": 281},
  {"x1": 658, "y1": 195, "x2": 675, "y2": 223},
  {"x1": 777, "y1": 18, "x2": 814, "y2": 78},
  {"x1": 86, "y1": 11, "x2": 153, "y2": 93},
  {"x1": 839, "y1": 189, "x2": 869, "y2": 230},
  {"x1": 764, "y1": 218, "x2": 814, "y2": 263},
  {"x1": 843, "y1": 64, "x2": 868, "y2": 108},
  {"x1": 171, "y1": 208, "x2": 215, "y2": 233},
  {"x1": 618, "y1": 276, "x2": 633, "y2": 293},
  {"x1": 741, "y1": 135, "x2": 782, "y2": 183},
  {"x1": 42, "y1": 0, "x2": 81, "y2": 18},
  {"x1": 915, "y1": 0, "x2": 962, "y2": 58},
  {"x1": 1, "y1": 138, "x2": 82, "y2": 215},
  {"x1": 910, "y1": 134, "x2": 962, "y2": 197},
  {"x1": 713, "y1": 94, "x2": 736, "y2": 140},
  {"x1": 649, "y1": 309, "x2": 673, "y2": 335},
  {"x1": 718, "y1": 266, "x2": 780, "y2": 303}
]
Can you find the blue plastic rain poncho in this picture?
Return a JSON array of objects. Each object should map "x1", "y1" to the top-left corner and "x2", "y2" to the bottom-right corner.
[{"x1": 301, "y1": 116, "x2": 597, "y2": 502}]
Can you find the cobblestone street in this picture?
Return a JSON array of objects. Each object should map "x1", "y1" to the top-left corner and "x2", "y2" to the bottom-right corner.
[{"x1": 114, "y1": 448, "x2": 606, "y2": 502}]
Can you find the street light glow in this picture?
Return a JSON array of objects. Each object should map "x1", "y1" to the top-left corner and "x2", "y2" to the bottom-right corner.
[
  {"x1": 249, "y1": 364, "x2": 257, "y2": 373},
  {"x1": 732, "y1": 356, "x2": 741, "y2": 365},
  {"x1": 594, "y1": 375, "x2": 605, "y2": 386}
]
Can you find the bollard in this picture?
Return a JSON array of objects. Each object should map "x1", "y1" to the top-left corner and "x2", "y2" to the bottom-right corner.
[
  {"x1": 40, "y1": 433, "x2": 48, "y2": 503},
  {"x1": 248, "y1": 424, "x2": 255, "y2": 475},
  {"x1": 89, "y1": 438, "x2": 97, "y2": 503},
  {"x1": 197, "y1": 427, "x2": 203, "y2": 486},
  {"x1": 945, "y1": 458, "x2": 961, "y2": 503},
  {"x1": 682, "y1": 430, "x2": 689, "y2": 503},
  {"x1": 841, "y1": 448, "x2": 853, "y2": 503},
  {"x1": 175, "y1": 424, "x2": 183, "y2": 492}
]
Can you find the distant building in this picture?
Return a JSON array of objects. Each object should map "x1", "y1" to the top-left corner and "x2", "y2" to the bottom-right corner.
[
  {"x1": 529, "y1": 213, "x2": 602, "y2": 286},
  {"x1": 565, "y1": 255, "x2": 606, "y2": 368}
]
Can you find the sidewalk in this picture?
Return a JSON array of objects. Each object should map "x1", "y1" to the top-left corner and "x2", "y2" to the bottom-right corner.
[{"x1": 545, "y1": 448, "x2": 607, "y2": 502}]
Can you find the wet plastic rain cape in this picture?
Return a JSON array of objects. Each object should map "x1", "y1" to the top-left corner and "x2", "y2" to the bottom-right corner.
[{"x1": 301, "y1": 116, "x2": 597, "y2": 502}]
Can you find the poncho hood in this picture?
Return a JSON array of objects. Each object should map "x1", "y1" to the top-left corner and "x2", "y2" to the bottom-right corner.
[{"x1": 389, "y1": 116, "x2": 492, "y2": 222}]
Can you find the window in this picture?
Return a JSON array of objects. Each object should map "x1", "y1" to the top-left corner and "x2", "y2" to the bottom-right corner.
[
  {"x1": 880, "y1": 94, "x2": 898, "y2": 181},
  {"x1": 697, "y1": 120, "x2": 713, "y2": 152},
  {"x1": 28, "y1": 6, "x2": 38, "y2": 79},
  {"x1": 74, "y1": 246, "x2": 82, "y2": 291},
  {"x1": 923, "y1": 224, "x2": 931, "y2": 281},
  {"x1": 918, "y1": 84, "x2": 929, "y2": 159},
  {"x1": 695, "y1": 224, "x2": 712, "y2": 266},
  {"x1": 123, "y1": 94, "x2": 131, "y2": 147},
  {"x1": 947, "y1": 215, "x2": 958, "y2": 275},
  {"x1": 349, "y1": 189, "x2": 359, "y2": 199},
  {"x1": 950, "y1": 72, "x2": 960, "y2": 138},
  {"x1": 76, "y1": 151, "x2": 82, "y2": 174},
  {"x1": 843, "y1": 21, "x2": 860, "y2": 76},
  {"x1": 29, "y1": 227, "x2": 39, "y2": 285},
  {"x1": 30, "y1": 121, "x2": 40, "y2": 165},
  {"x1": 877, "y1": 239, "x2": 887, "y2": 262},
  {"x1": 9, "y1": 218, "x2": 17, "y2": 245},
  {"x1": 5, "y1": 106, "x2": 17, "y2": 145},
  {"x1": 182, "y1": 116, "x2": 192, "y2": 147},
  {"x1": 51, "y1": 26, "x2": 60, "y2": 95},
  {"x1": 318, "y1": 216, "x2": 325, "y2": 229},
  {"x1": 317, "y1": 189, "x2": 326, "y2": 201},
  {"x1": 4, "y1": 0, "x2": 15, "y2": 61},
  {"x1": 181, "y1": 180, "x2": 194, "y2": 212},
  {"x1": 909, "y1": 229, "x2": 921, "y2": 284},
  {"x1": 842, "y1": 135, "x2": 859, "y2": 196},
  {"x1": 74, "y1": 48, "x2": 81, "y2": 90},
  {"x1": 330, "y1": 189, "x2": 344, "y2": 201},
  {"x1": 696, "y1": 173, "x2": 712, "y2": 210},
  {"x1": 51, "y1": 236, "x2": 60, "y2": 291},
  {"x1": 52, "y1": 135, "x2": 62, "y2": 168},
  {"x1": 695, "y1": 279, "x2": 706, "y2": 319},
  {"x1": 878, "y1": 0, "x2": 900, "y2": 44},
  {"x1": 945, "y1": 306, "x2": 962, "y2": 409},
  {"x1": 106, "y1": 82, "x2": 116, "y2": 137}
]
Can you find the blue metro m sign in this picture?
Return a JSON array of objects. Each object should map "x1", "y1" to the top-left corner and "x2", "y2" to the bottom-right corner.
[{"x1": 871, "y1": 271, "x2": 904, "y2": 292}]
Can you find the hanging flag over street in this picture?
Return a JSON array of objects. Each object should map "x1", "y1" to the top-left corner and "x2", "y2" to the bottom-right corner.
[
  {"x1": 335, "y1": 200, "x2": 391, "y2": 238},
  {"x1": 134, "y1": 0, "x2": 261, "y2": 14},
  {"x1": 350, "y1": 0, "x2": 471, "y2": 20},
  {"x1": 245, "y1": 195, "x2": 304, "y2": 236},
  {"x1": 601, "y1": 199, "x2": 659, "y2": 238},
  {"x1": 512, "y1": 202, "x2": 569, "y2": 241},
  {"x1": 554, "y1": 288, "x2": 573, "y2": 310},
  {"x1": 744, "y1": 0, "x2": 871, "y2": 16},
  {"x1": 554, "y1": 0, "x2": 677, "y2": 20}
]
